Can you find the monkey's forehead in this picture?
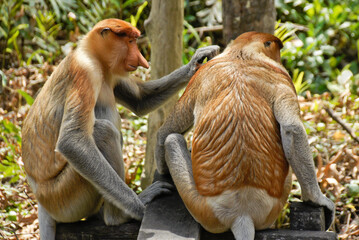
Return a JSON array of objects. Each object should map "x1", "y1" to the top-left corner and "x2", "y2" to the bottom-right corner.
[{"x1": 93, "y1": 18, "x2": 141, "y2": 38}]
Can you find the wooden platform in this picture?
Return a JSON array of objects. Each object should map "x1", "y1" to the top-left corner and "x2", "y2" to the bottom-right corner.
[{"x1": 56, "y1": 173, "x2": 337, "y2": 240}]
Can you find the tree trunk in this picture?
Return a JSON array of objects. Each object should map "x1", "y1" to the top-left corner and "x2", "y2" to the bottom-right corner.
[
  {"x1": 222, "y1": 0, "x2": 276, "y2": 44},
  {"x1": 141, "y1": 0, "x2": 184, "y2": 188}
]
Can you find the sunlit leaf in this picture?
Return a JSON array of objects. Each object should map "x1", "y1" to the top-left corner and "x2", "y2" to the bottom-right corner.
[{"x1": 17, "y1": 89, "x2": 34, "y2": 105}]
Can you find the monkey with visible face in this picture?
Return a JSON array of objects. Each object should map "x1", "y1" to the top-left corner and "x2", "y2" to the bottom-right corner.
[
  {"x1": 155, "y1": 32, "x2": 335, "y2": 240},
  {"x1": 21, "y1": 18, "x2": 219, "y2": 239}
]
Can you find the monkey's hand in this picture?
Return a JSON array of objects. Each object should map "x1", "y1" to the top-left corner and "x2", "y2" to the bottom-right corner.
[
  {"x1": 138, "y1": 181, "x2": 173, "y2": 206},
  {"x1": 187, "y1": 45, "x2": 220, "y2": 77},
  {"x1": 303, "y1": 193, "x2": 335, "y2": 230}
]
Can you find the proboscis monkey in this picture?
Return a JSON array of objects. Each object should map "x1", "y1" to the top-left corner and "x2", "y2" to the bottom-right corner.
[
  {"x1": 21, "y1": 18, "x2": 219, "y2": 239},
  {"x1": 155, "y1": 32, "x2": 335, "y2": 240}
]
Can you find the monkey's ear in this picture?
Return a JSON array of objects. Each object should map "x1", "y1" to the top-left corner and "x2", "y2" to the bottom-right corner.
[
  {"x1": 100, "y1": 27, "x2": 111, "y2": 37},
  {"x1": 275, "y1": 39, "x2": 284, "y2": 49}
]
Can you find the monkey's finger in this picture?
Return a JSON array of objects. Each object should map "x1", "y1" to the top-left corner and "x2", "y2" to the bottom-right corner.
[
  {"x1": 206, "y1": 45, "x2": 220, "y2": 60},
  {"x1": 194, "y1": 45, "x2": 220, "y2": 64}
]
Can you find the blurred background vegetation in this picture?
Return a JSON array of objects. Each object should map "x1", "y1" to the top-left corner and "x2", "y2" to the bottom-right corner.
[{"x1": 0, "y1": 0, "x2": 358, "y2": 239}]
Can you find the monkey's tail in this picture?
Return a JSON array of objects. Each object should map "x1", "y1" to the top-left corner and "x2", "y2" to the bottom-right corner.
[{"x1": 164, "y1": 133, "x2": 227, "y2": 233}]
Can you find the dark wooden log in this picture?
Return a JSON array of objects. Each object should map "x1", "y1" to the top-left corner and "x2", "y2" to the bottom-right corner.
[
  {"x1": 138, "y1": 173, "x2": 200, "y2": 239},
  {"x1": 290, "y1": 201, "x2": 326, "y2": 231},
  {"x1": 56, "y1": 217, "x2": 140, "y2": 240},
  {"x1": 201, "y1": 201, "x2": 336, "y2": 239},
  {"x1": 201, "y1": 228, "x2": 337, "y2": 240},
  {"x1": 56, "y1": 175, "x2": 337, "y2": 240}
]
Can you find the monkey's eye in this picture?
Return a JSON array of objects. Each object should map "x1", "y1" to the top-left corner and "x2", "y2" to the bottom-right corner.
[
  {"x1": 101, "y1": 28, "x2": 110, "y2": 37},
  {"x1": 264, "y1": 41, "x2": 272, "y2": 47}
]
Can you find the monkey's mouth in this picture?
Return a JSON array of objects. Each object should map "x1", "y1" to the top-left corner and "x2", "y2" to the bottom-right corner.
[{"x1": 126, "y1": 64, "x2": 138, "y2": 71}]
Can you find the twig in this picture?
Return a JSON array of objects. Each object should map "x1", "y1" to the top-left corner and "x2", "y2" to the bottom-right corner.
[
  {"x1": 325, "y1": 106, "x2": 359, "y2": 143},
  {"x1": 194, "y1": 25, "x2": 223, "y2": 35}
]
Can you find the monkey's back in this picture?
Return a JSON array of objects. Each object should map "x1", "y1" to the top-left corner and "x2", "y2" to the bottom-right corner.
[
  {"x1": 22, "y1": 56, "x2": 71, "y2": 181},
  {"x1": 191, "y1": 59, "x2": 290, "y2": 199},
  {"x1": 21, "y1": 55, "x2": 101, "y2": 218}
]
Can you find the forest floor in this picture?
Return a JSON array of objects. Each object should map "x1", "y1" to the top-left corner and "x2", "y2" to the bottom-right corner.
[{"x1": 0, "y1": 65, "x2": 358, "y2": 239}]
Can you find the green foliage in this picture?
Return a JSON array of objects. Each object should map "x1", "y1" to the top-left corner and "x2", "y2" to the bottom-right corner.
[
  {"x1": 130, "y1": 1, "x2": 148, "y2": 27},
  {"x1": 182, "y1": 21, "x2": 213, "y2": 64},
  {"x1": 292, "y1": 68, "x2": 309, "y2": 94},
  {"x1": 275, "y1": 20, "x2": 296, "y2": 45},
  {"x1": 0, "y1": 0, "x2": 149, "y2": 68},
  {"x1": 17, "y1": 89, "x2": 34, "y2": 105},
  {"x1": 0, "y1": 0, "x2": 29, "y2": 68},
  {"x1": 346, "y1": 180, "x2": 359, "y2": 198},
  {"x1": 27, "y1": 10, "x2": 62, "y2": 65},
  {"x1": 0, "y1": 119, "x2": 22, "y2": 183},
  {"x1": 75, "y1": 0, "x2": 119, "y2": 33},
  {"x1": 274, "y1": 21, "x2": 309, "y2": 95},
  {"x1": 276, "y1": 0, "x2": 359, "y2": 94}
]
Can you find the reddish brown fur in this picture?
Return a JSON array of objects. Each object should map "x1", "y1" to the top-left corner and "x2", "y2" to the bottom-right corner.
[
  {"x1": 172, "y1": 32, "x2": 296, "y2": 231},
  {"x1": 178, "y1": 183, "x2": 226, "y2": 232},
  {"x1": 87, "y1": 19, "x2": 148, "y2": 77},
  {"x1": 190, "y1": 59, "x2": 290, "y2": 198}
]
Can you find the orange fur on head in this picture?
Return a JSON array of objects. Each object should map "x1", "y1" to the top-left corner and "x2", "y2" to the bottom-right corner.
[
  {"x1": 225, "y1": 31, "x2": 284, "y2": 63},
  {"x1": 86, "y1": 19, "x2": 149, "y2": 76},
  {"x1": 92, "y1": 18, "x2": 141, "y2": 39}
]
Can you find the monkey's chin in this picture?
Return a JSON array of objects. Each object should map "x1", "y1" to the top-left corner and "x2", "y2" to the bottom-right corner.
[{"x1": 126, "y1": 65, "x2": 138, "y2": 72}]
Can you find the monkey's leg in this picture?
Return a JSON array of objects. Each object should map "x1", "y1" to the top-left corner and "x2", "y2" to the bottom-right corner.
[
  {"x1": 38, "y1": 203, "x2": 56, "y2": 240},
  {"x1": 164, "y1": 134, "x2": 252, "y2": 239},
  {"x1": 93, "y1": 119, "x2": 131, "y2": 225},
  {"x1": 163, "y1": 133, "x2": 193, "y2": 187},
  {"x1": 93, "y1": 119, "x2": 171, "y2": 225},
  {"x1": 273, "y1": 93, "x2": 335, "y2": 228}
]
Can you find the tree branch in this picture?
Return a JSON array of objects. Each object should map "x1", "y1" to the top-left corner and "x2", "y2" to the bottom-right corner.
[{"x1": 325, "y1": 106, "x2": 359, "y2": 143}]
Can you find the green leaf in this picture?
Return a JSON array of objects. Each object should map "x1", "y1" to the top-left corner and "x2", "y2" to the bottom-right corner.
[
  {"x1": 7, "y1": 29, "x2": 19, "y2": 45},
  {"x1": 293, "y1": 69, "x2": 309, "y2": 94},
  {"x1": 122, "y1": 0, "x2": 138, "y2": 9},
  {"x1": 17, "y1": 90, "x2": 34, "y2": 105},
  {"x1": 0, "y1": 26, "x2": 8, "y2": 38},
  {"x1": 346, "y1": 180, "x2": 359, "y2": 197},
  {"x1": 15, "y1": 23, "x2": 29, "y2": 31},
  {"x1": 183, "y1": 20, "x2": 201, "y2": 44},
  {"x1": 133, "y1": 1, "x2": 148, "y2": 26},
  {"x1": 130, "y1": 15, "x2": 136, "y2": 27}
]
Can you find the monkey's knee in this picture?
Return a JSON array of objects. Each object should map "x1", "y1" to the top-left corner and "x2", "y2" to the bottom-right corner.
[
  {"x1": 165, "y1": 133, "x2": 191, "y2": 159},
  {"x1": 164, "y1": 133, "x2": 187, "y2": 149},
  {"x1": 94, "y1": 119, "x2": 120, "y2": 140},
  {"x1": 164, "y1": 133, "x2": 192, "y2": 170},
  {"x1": 103, "y1": 201, "x2": 131, "y2": 226}
]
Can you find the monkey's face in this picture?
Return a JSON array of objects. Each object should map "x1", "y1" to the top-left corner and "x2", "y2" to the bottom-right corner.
[
  {"x1": 88, "y1": 19, "x2": 149, "y2": 76},
  {"x1": 232, "y1": 32, "x2": 283, "y2": 63}
]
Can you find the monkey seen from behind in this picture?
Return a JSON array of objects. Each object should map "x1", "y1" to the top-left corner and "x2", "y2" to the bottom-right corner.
[
  {"x1": 21, "y1": 18, "x2": 220, "y2": 240},
  {"x1": 155, "y1": 31, "x2": 335, "y2": 240}
]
